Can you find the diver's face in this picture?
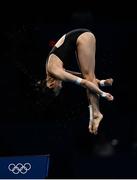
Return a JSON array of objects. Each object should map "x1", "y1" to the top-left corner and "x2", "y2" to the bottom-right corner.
[
  {"x1": 46, "y1": 76, "x2": 62, "y2": 96},
  {"x1": 52, "y1": 80, "x2": 62, "y2": 96}
]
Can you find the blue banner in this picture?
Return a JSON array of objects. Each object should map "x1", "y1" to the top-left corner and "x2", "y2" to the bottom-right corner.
[{"x1": 0, "y1": 154, "x2": 50, "y2": 179}]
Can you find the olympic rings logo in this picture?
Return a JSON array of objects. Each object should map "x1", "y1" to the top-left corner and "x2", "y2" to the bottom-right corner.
[{"x1": 8, "y1": 163, "x2": 31, "y2": 174}]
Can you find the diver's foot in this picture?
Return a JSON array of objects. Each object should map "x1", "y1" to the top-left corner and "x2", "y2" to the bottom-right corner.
[{"x1": 88, "y1": 113, "x2": 103, "y2": 135}]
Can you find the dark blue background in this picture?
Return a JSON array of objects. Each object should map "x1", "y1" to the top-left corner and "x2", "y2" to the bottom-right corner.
[{"x1": 0, "y1": 155, "x2": 49, "y2": 178}]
